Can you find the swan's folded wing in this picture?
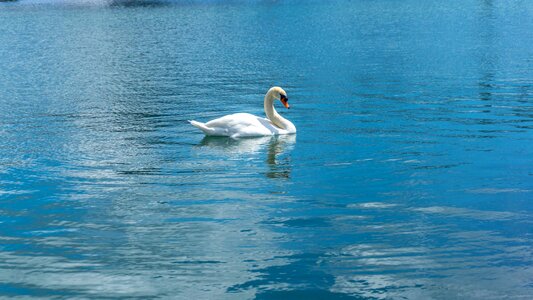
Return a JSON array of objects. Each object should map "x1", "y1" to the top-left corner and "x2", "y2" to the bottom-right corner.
[
  {"x1": 204, "y1": 113, "x2": 275, "y2": 138},
  {"x1": 231, "y1": 116, "x2": 282, "y2": 138}
]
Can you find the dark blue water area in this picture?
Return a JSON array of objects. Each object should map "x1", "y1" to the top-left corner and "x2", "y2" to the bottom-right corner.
[{"x1": 0, "y1": 0, "x2": 532, "y2": 299}]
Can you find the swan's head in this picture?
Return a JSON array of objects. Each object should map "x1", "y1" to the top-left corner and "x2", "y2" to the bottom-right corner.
[{"x1": 269, "y1": 86, "x2": 290, "y2": 109}]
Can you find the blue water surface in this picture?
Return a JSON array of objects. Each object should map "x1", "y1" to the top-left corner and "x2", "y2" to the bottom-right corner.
[{"x1": 1, "y1": 0, "x2": 532, "y2": 299}]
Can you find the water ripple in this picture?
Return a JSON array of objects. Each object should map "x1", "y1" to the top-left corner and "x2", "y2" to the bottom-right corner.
[{"x1": 1, "y1": 1, "x2": 532, "y2": 299}]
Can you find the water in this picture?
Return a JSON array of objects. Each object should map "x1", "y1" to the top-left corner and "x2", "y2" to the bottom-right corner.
[{"x1": 1, "y1": 0, "x2": 532, "y2": 298}]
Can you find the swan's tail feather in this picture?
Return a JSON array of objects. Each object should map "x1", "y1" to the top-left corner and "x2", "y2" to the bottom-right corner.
[{"x1": 189, "y1": 120, "x2": 215, "y2": 136}]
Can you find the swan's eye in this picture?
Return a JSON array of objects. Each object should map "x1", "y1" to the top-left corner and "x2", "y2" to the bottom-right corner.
[{"x1": 280, "y1": 94, "x2": 288, "y2": 101}]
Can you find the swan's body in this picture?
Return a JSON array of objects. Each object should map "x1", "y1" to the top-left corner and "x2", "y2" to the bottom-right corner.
[
  {"x1": 189, "y1": 87, "x2": 296, "y2": 138},
  {"x1": 189, "y1": 113, "x2": 293, "y2": 137}
]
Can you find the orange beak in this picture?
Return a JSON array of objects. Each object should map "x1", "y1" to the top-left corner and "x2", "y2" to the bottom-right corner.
[
  {"x1": 281, "y1": 99, "x2": 290, "y2": 109},
  {"x1": 280, "y1": 95, "x2": 290, "y2": 109}
]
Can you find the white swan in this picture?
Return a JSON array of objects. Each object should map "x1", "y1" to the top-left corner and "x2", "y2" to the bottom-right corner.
[{"x1": 189, "y1": 87, "x2": 296, "y2": 138}]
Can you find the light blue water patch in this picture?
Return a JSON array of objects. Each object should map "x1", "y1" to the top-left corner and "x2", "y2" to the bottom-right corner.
[{"x1": 0, "y1": 0, "x2": 532, "y2": 299}]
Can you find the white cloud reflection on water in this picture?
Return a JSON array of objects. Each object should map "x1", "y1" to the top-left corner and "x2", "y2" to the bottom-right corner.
[
  {"x1": 4, "y1": 102, "x2": 299, "y2": 298},
  {"x1": 324, "y1": 204, "x2": 533, "y2": 299}
]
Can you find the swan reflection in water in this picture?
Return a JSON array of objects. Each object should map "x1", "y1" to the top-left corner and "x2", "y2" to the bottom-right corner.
[{"x1": 198, "y1": 135, "x2": 296, "y2": 179}]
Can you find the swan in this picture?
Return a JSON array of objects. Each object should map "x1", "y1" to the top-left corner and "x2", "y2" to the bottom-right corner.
[{"x1": 189, "y1": 87, "x2": 296, "y2": 138}]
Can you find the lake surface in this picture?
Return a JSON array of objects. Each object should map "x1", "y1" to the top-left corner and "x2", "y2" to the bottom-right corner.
[{"x1": 1, "y1": 0, "x2": 532, "y2": 299}]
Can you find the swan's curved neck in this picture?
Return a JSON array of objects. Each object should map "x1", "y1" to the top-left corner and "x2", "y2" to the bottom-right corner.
[{"x1": 264, "y1": 91, "x2": 289, "y2": 130}]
